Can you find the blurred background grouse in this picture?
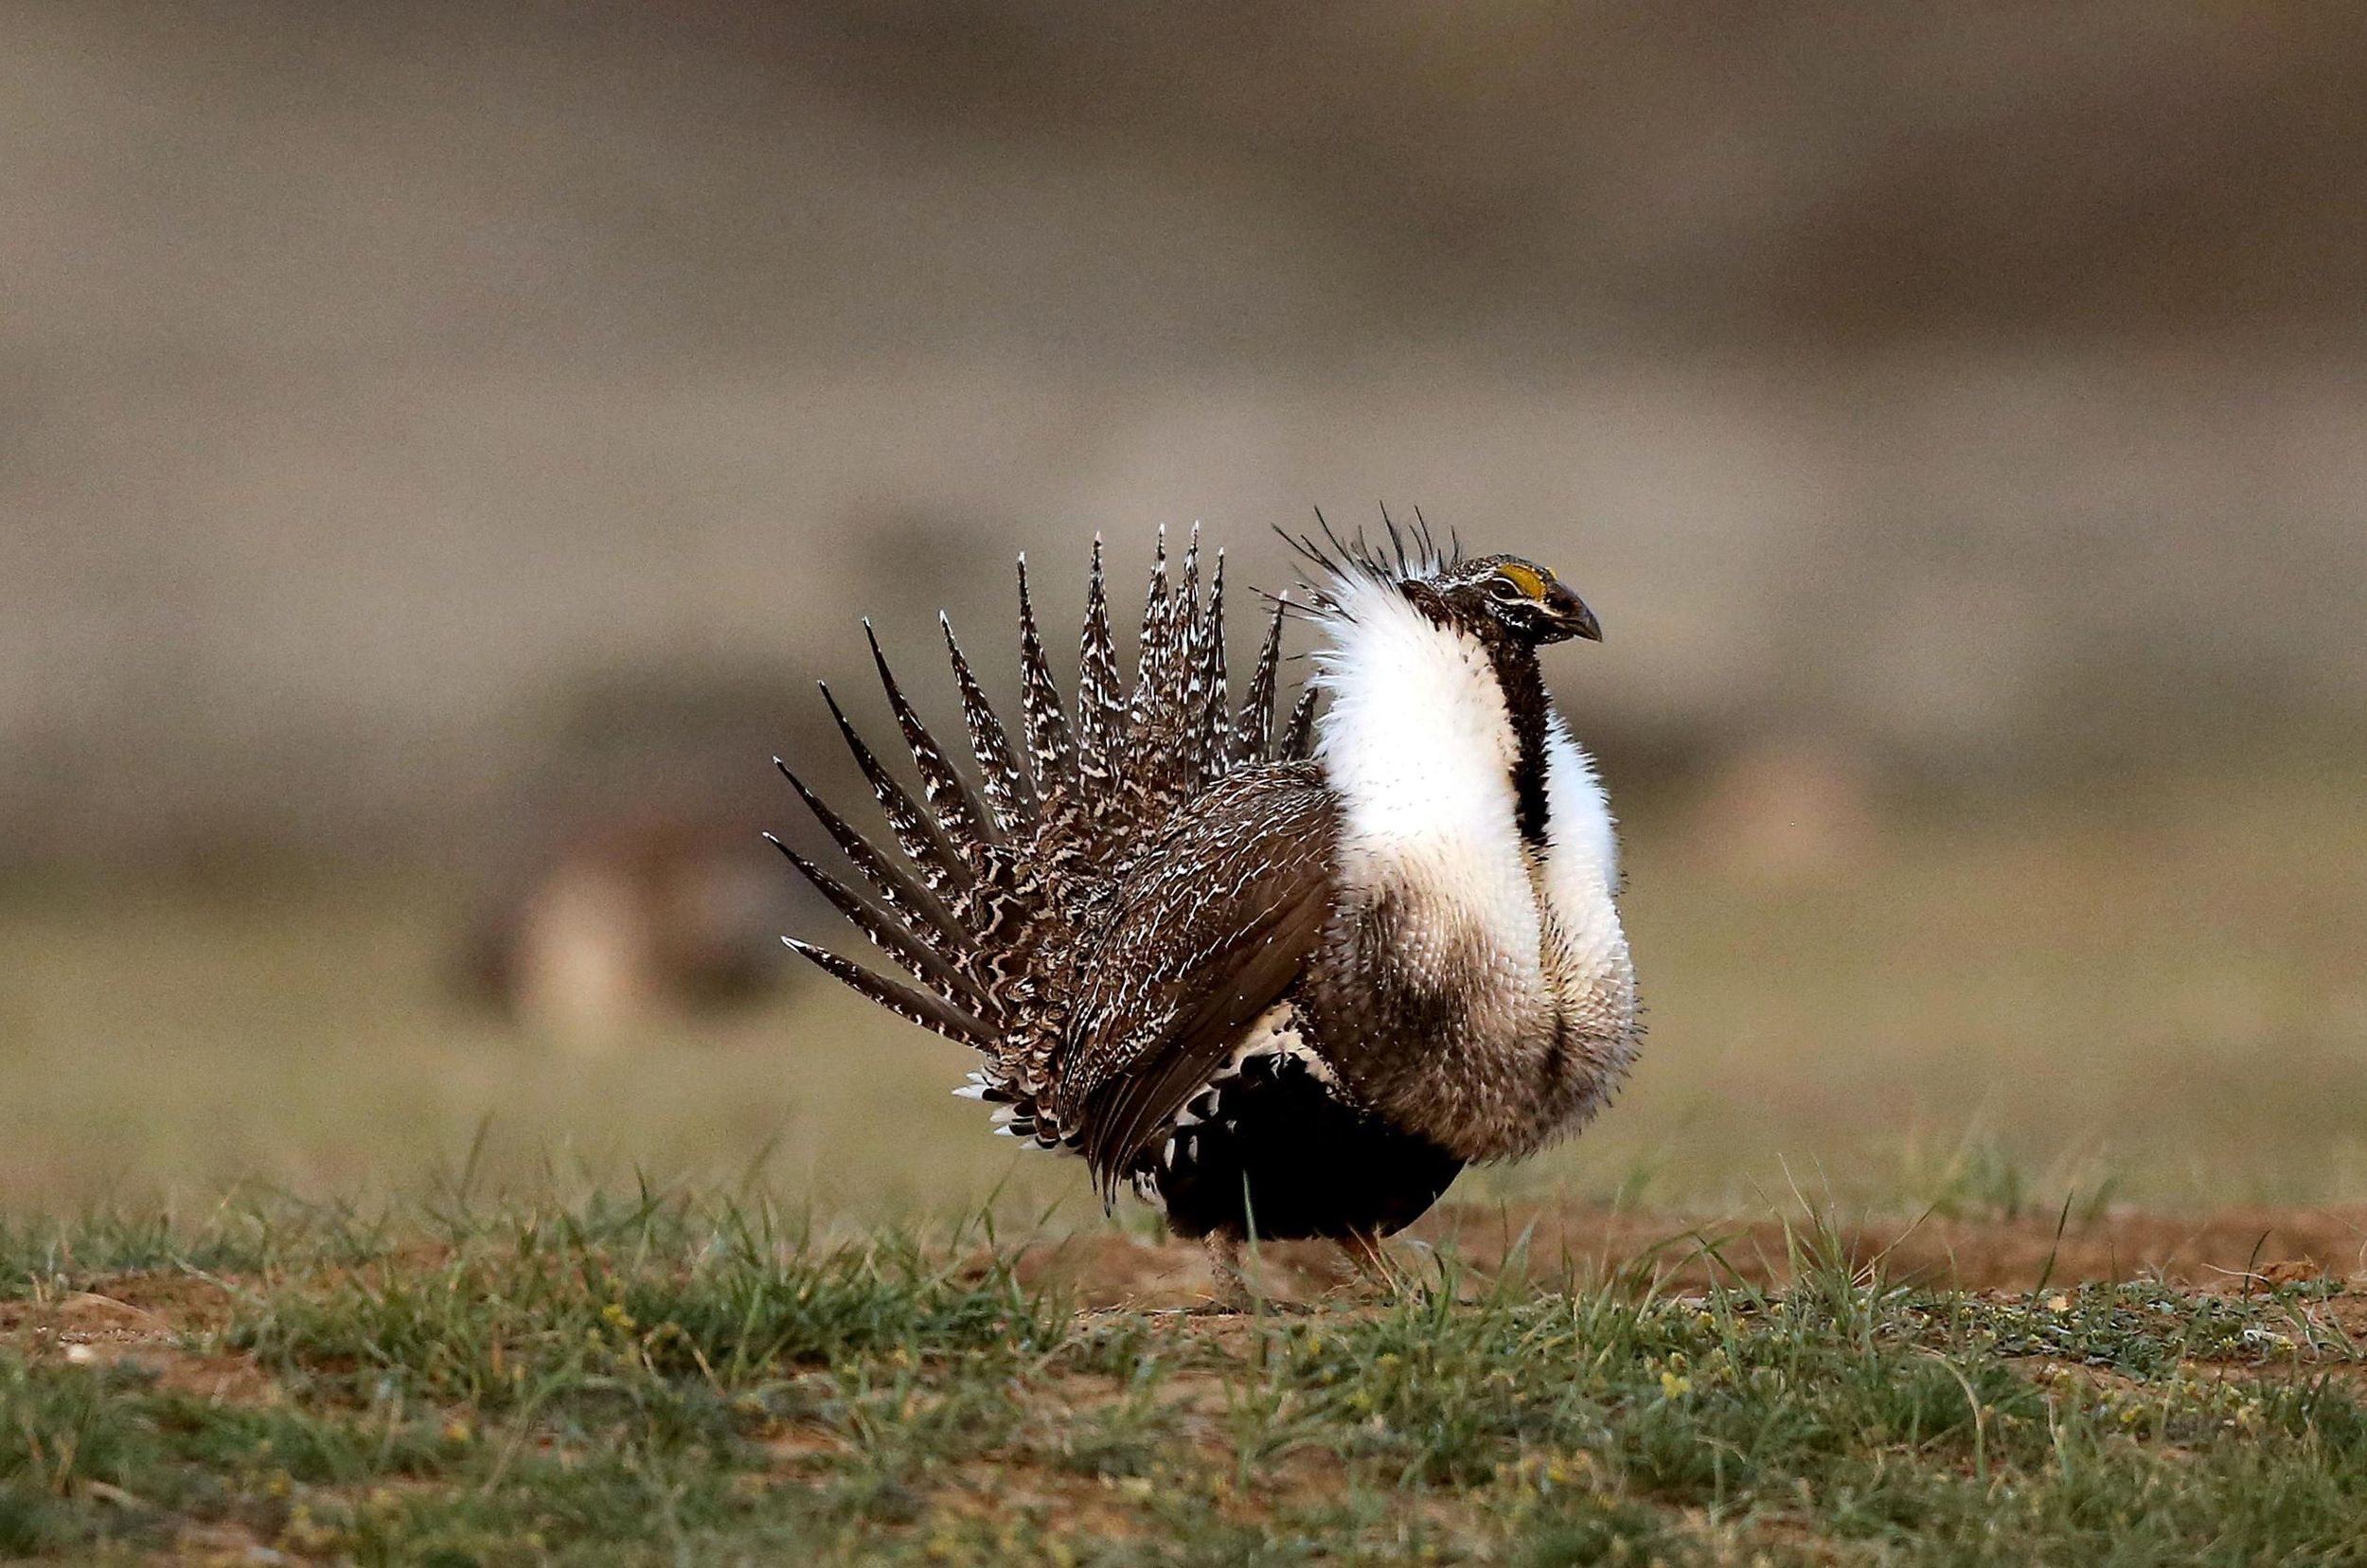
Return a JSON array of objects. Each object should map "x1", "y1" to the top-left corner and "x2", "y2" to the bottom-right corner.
[{"x1": 771, "y1": 522, "x2": 1639, "y2": 1282}]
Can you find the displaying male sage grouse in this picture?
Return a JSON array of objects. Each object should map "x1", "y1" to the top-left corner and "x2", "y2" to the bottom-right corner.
[{"x1": 770, "y1": 521, "x2": 1637, "y2": 1287}]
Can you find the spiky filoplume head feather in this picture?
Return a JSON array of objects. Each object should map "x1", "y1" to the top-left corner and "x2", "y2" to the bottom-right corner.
[{"x1": 1278, "y1": 512, "x2": 1603, "y2": 651}]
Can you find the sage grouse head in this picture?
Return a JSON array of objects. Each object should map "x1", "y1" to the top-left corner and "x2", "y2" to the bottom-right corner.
[{"x1": 770, "y1": 519, "x2": 1638, "y2": 1247}]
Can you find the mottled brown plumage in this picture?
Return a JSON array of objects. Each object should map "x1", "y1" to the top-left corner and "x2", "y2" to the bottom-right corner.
[{"x1": 773, "y1": 521, "x2": 1639, "y2": 1256}]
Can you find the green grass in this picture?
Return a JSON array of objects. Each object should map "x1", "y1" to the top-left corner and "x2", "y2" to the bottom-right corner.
[{"x1": 4, "y1": 1195, "x2": 2366, "y2": 1563}]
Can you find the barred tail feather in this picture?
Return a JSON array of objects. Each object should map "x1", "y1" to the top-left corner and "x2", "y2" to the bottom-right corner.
[
  {"x1": 1077, "y1": 538, "x2": 1125, "y2": 775},
  {"x1": 1014, "y1": 556, "x2": 1074, "y2": 786},
  {"x1": 1167, "y1": 532, "x2": 1203, "y2": 736},
  {"x1": 863, "y1": 621, "x2": 998, "y2": 859},
  {"x1": 819, "y1": 683, "x2": 973, "y2": 896},
  {"x1": 1235, "y1": 596, "x2": 1286, "y2": 763},
  {"x1": 766, "y1": 836, "x2": 990, "y2": 1012},
  {"x1": 774, "y1": 759, "x2": 970, "y2": 957},
  {"x1": 1166, "y1": 527, "x2": 1201, "y2": 706},
  {"x1": 1129, "y1": 526, "x2": 1172, "y2": 754},
  {"x1": 781, "y1": 937, "x2": 994, "y2": 1046},
  {"x1": 1193, "y1": 551, "x2": 1229, "y2": 781},
  {"x1": 938, "y1": 613, "x2": 1037, "y2": 830},
  {"x1": 1130, "y1": 525, "x2": 1218, "y2": 798},
  {"x1": 1278, "y1": 686, "x2": 1319, "y2": 761}
]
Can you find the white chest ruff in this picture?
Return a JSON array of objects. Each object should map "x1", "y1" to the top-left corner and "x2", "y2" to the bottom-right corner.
[
  {"x1": 1311, "y1": 577, "x2": 1631, "y2": 1067},
  {"x1": 1534, "y1": 716, "x2": 1630, "y2": 1007}
]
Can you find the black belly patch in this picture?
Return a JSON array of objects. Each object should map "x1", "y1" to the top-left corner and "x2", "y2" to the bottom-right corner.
[{"x1": 1136, "y1": 1050, "x2": 1465, "y2": 1241}]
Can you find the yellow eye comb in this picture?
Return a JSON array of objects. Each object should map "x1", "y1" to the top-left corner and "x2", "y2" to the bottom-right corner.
[{"x1": 1495, "y1": 561, "x2": 1553, "y2": 599}]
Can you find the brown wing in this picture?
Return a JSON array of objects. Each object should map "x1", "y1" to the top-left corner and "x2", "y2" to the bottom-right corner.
[{"x1": 1059, "y1": 763, "x2": 1339, "y2": 1195}]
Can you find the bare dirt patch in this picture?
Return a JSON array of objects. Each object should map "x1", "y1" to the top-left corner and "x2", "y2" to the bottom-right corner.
[{"x1": 1, "y1": 1274, "x2": 278, "y2": 1405}]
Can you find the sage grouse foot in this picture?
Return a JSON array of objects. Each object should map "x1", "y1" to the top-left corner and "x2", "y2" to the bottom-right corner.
[{"x1": 770, "y1": 519, "x2": 1639, "y2": 1271}]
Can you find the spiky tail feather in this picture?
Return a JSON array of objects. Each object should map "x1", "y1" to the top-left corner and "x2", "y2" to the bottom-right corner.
[{"x1": 774, "y1": 530, "x2": 1308, "y2": 1145}]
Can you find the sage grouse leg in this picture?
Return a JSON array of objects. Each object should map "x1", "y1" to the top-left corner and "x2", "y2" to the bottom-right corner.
[
  {"x1": 772, "y1": 519, "x2": 1640, "y2": 1302},
  {"x1": 1201, "y1": 1233, "x2": 1248, "y2": 1312}
]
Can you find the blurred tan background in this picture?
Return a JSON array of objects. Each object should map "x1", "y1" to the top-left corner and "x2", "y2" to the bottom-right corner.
[{"x1": 4, "y1": 3, "x2": 2363, "y2": 1220}]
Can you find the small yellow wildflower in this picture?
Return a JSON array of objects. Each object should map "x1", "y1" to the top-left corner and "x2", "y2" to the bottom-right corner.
[{"x1": 279, "y1": 1504, "x2": 340, "y2": 1554}]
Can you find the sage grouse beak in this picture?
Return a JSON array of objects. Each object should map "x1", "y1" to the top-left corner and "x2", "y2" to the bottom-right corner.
[{"x1": 1544, "y1": 579, "x2": 1603, "y2": 643}]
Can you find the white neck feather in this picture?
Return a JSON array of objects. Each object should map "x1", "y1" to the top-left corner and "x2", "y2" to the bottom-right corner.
[
  {"x1": 1311, "y1": 576, "x2": 1528, "y2": 867},
  {"x1": 1307, "y1": 567, "x2": 1635, "y2": 1148},
  {"x1": 1538, "y1": 713, "x2": 1630, "y2": 995},
  {"x1": 1309, "y1": 570, "x2": 1621, "y2": 924}
]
